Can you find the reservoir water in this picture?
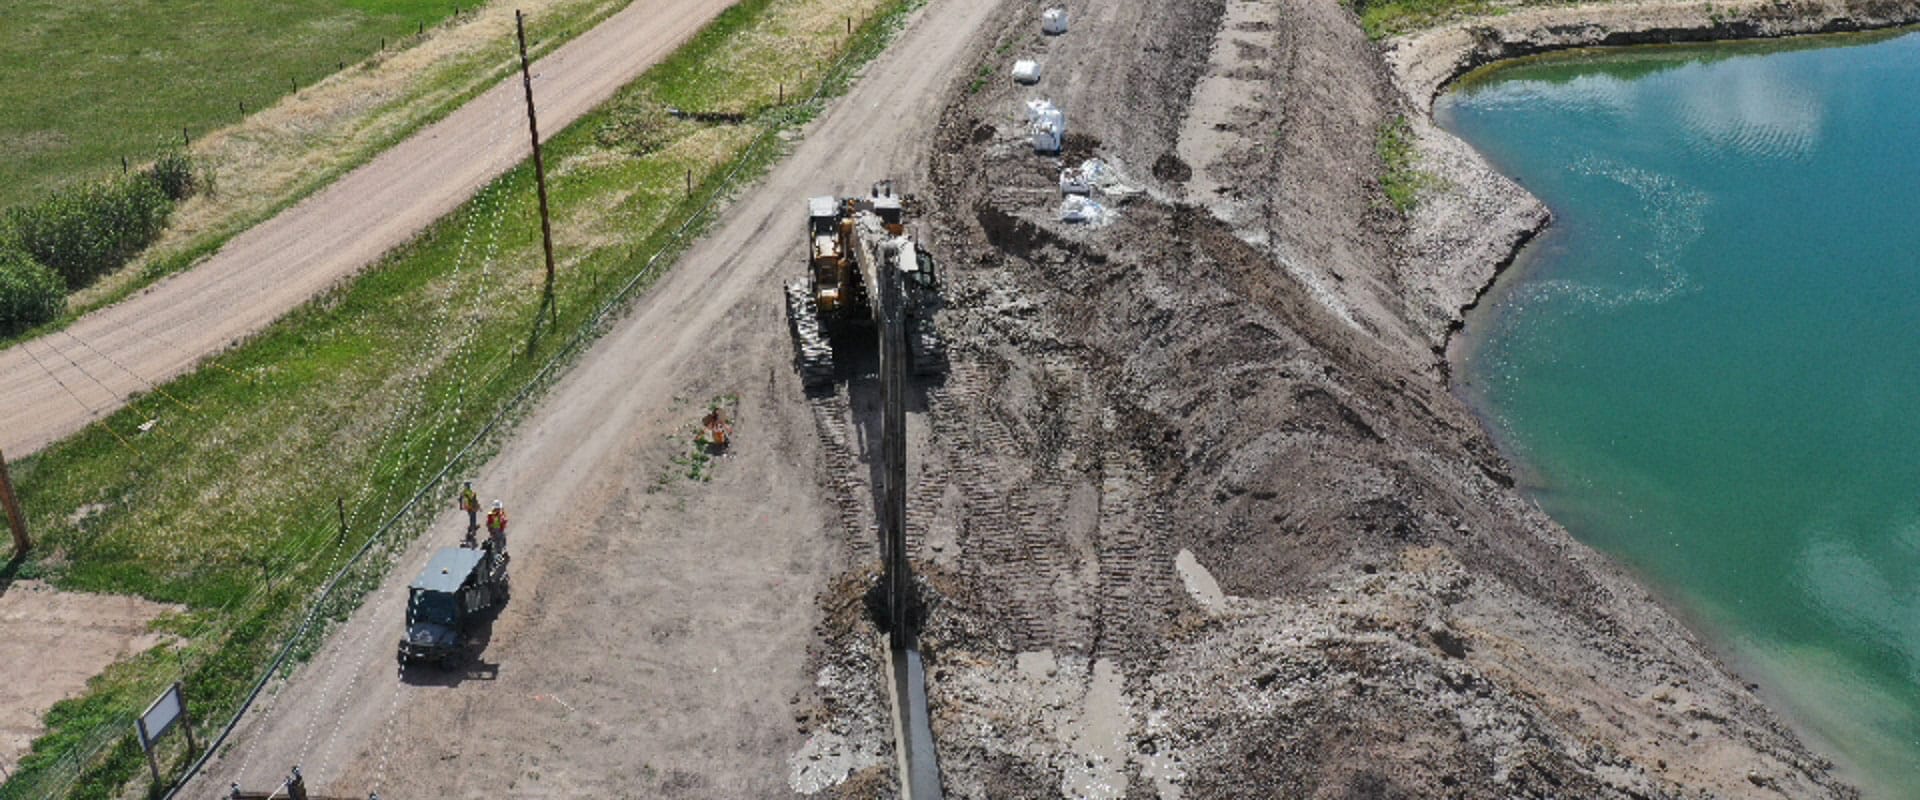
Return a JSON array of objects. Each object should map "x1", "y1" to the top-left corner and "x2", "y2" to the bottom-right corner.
[{"x1": 1438, "y1": 31, "x2": 1920, "y2": 796}]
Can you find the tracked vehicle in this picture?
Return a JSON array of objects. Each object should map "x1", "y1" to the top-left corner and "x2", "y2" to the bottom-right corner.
[{"x1": 785, "y1": 182, "x2": 945, "y2": 386}]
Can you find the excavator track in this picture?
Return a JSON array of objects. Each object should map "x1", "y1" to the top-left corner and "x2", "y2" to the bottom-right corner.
[
  {"x1": 786, "y1": 280, "x2": 836, "y2": 387},
  {"x1": 907, "y1": 305, "x2": 947, "y2": 376}
]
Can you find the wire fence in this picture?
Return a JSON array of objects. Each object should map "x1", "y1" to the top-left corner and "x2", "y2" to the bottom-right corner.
[
  {"x1": 97, "y1": 4, "x2": 890, "y2": 790},
  {"x1": 0, "y1": 6, "x2": 905, "y2": 796}
]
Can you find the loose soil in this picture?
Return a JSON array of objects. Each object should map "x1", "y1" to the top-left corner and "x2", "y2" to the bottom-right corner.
[
  {"x1": 0, "y1": 580, "x2": 177, "y2": 774},
  {"x1": 907, "y1": 0, "x2": 1913, "y2": 796}
]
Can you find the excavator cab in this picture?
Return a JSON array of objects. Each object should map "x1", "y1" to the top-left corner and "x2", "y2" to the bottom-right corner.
[{"x1": 870, "y1": 182, "x2": 905, "y2": 231}]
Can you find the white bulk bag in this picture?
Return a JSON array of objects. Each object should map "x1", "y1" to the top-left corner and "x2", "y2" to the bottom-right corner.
[
  {"x1": 1060, "y1": 195, "x2": 1106, "y2": 224},
  {"x1": 1012, "y1": 60, "x2": 1043, "y2": 85},
  {"x1": 1042, "y1": 8, "x2": 1068, "y2": 34},
  {"x1": 1031, "y1": 107, "x2": 1064, "y2": 153}
]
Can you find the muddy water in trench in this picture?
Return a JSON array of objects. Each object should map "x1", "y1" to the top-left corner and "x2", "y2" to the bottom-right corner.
[{"x1": 1440, "y1": 30, "x2": 1920, "y2": 796}]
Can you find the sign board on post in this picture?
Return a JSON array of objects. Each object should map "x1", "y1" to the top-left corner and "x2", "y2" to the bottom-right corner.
[{"x1": 136, "y1": 683, "x2": 193, "y2": 783}]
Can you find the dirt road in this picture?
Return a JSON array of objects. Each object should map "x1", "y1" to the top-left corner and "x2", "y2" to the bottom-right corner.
[
  {"x1": 0, "y1": 0, "x2": 734, "y2": 458},
  {"x1": 180, "y1": 0, "x2": 996, "y2": 795}
]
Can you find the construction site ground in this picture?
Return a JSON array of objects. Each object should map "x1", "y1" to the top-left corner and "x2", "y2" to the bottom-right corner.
[
  {"x1": 181, "y1": 0, "x2": 996, "y2": 794},
  {"x1": 75, "y1": 0, "x2": 1893, "y2": 796}
]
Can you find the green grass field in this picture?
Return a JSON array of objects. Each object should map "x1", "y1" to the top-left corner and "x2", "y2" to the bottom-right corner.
[
  {"x1": 1350, "y1": 0, "x2": 1503, "y2": 38},
  {"x1": 0, "y1": 0, "x2": 906, "y2": 795},
  {"x1": 1, "y1": 0, "x2": 456, "y2": 210}
]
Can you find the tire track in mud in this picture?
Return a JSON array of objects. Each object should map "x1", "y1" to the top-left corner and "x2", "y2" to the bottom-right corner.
[
  {"x1": 807, "y1": 389, "x2": 878, "y2": 564},
  {"x1": 1090, "y1": 440, "x2": 1175, "y2": 659},
  {"x1": 924, "y1": 359, "x2": 1085, "y2": 653}
]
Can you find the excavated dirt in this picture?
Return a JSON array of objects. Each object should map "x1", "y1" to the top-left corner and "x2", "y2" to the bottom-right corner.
[{"x1": 900, "y1": 0, "x2": 1905, "y2": 796}]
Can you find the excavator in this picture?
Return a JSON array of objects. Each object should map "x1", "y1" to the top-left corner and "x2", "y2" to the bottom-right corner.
[{"x1": 785, "y1": 181, "x2": 945, "y2": 387}]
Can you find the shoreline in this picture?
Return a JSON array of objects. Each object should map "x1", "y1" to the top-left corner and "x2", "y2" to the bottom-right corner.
[
  {"x1": 1386, "y1": 2, "x2": 1920, "y2": 793},
  {"x1": 1385, "y1": 0, "x2": 1920, "y2": 363}
]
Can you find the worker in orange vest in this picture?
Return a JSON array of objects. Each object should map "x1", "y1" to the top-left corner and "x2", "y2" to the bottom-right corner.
[{"x1": 485, "y1": 500, "x2": 508, "y2": 552}]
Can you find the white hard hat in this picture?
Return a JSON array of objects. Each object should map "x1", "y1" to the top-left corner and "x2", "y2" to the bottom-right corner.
[{"x1": 492, "y1": 499, "x2": 503, "y2": 510}]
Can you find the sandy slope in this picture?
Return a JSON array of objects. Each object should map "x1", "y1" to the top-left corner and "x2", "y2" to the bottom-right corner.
[
  {"x1": 0, "y1": 0, "x2": 733, "y2": 457},
  {"x1": 179, "y1": 0, "x2": 997, "y2": 795}
]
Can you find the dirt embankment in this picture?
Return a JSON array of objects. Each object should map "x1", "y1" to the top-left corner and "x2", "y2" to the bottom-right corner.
[{"x1": 897, "y1": 0, "x2": 1912, "y2": 796}]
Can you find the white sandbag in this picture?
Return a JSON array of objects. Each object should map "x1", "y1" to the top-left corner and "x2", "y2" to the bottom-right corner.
[
  {"x1": 1031, "y1": 109, "x2": 1064, "y2": 153},
  {"x1": 1079, "y1": 158, "x2": 1142, "y2": 198},
  {"x1": 1042, "y1": 8, "x2": 1068, "y2": 34},
  {"x1": 1032, "y1": 123, "x2": 1062, "y2": 154},
  {"x1": 1025, "y1": 99, "x2": 1064, "y2": 153},
  {"x1": 1060, "y1": 195, "x2": 1111, "y2": 225},
  {"x1": 1012, "y1": 60, "x2": 1043, "y2": 85},
  {"x1": 1059, "y1": 166, "x2": 1091, "y2": 195}
]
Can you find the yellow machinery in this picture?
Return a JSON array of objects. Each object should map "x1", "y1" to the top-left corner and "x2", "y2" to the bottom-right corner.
[{"x1": 785, "y1": 182, "x2": 944, "y2": 387}]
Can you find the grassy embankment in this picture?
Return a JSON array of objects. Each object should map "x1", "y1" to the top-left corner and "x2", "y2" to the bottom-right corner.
[
  {"x1": 1345, "y1": 0, "x2": 1575, "y2": 38},
  {"x1": 1375, "y1": 114, "x2": 1441, "y2": 212},
  {"x1": 0, "y1": 0, "x2": 909, "y2": 795},
  {"x1": 1, "y1": 0, "x2": 639, "y2": 346}
]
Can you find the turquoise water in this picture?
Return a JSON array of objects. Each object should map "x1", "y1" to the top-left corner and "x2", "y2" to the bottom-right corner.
[{"x1": 1439, "y1": 31, "x2": 1920, "y2": 796}]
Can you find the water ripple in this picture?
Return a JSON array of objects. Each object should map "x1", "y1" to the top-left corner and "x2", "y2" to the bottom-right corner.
[
  {"x1": 1667, "y1": 62, "x2": 1825, "y2": 161},
  {"x1": 1510, "y1": 158, "x2": 1708, "y2": 311}
]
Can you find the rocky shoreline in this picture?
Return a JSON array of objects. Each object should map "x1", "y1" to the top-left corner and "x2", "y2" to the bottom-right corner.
[{"x1": 1382, "y1": 0, "x2": 1920, "y2": 792}]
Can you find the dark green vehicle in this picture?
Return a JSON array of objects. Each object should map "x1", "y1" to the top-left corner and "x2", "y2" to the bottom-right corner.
[{"x1": 397, "y1": 541, "x2": 509, "y2": 667}]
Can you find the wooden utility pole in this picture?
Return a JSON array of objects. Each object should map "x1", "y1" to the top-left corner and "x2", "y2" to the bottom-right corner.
[
  {"x1": 516, "y1": 9, "x2": 559, "y2": 329},
  {"x1": 0, "y1": 448, "x2": 30, "y2": 559}
]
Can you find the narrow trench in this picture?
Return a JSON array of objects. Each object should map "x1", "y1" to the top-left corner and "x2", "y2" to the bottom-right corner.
[
  {"x1": 889, "y1": 643, "x2": 943, "y2": 799},
  {"x1": 840, "y1": 297, "x2": 944, "y2": 797}
]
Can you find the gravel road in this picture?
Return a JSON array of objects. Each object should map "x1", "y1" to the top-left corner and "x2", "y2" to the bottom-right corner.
[{"x1": 0, "y1": 0, "x2": 733, "y2": 457}]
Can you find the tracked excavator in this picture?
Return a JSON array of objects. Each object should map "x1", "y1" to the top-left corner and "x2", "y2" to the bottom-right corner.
[{"x1": 785, "y1": 181, "x2": 945, "y2": 386}]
